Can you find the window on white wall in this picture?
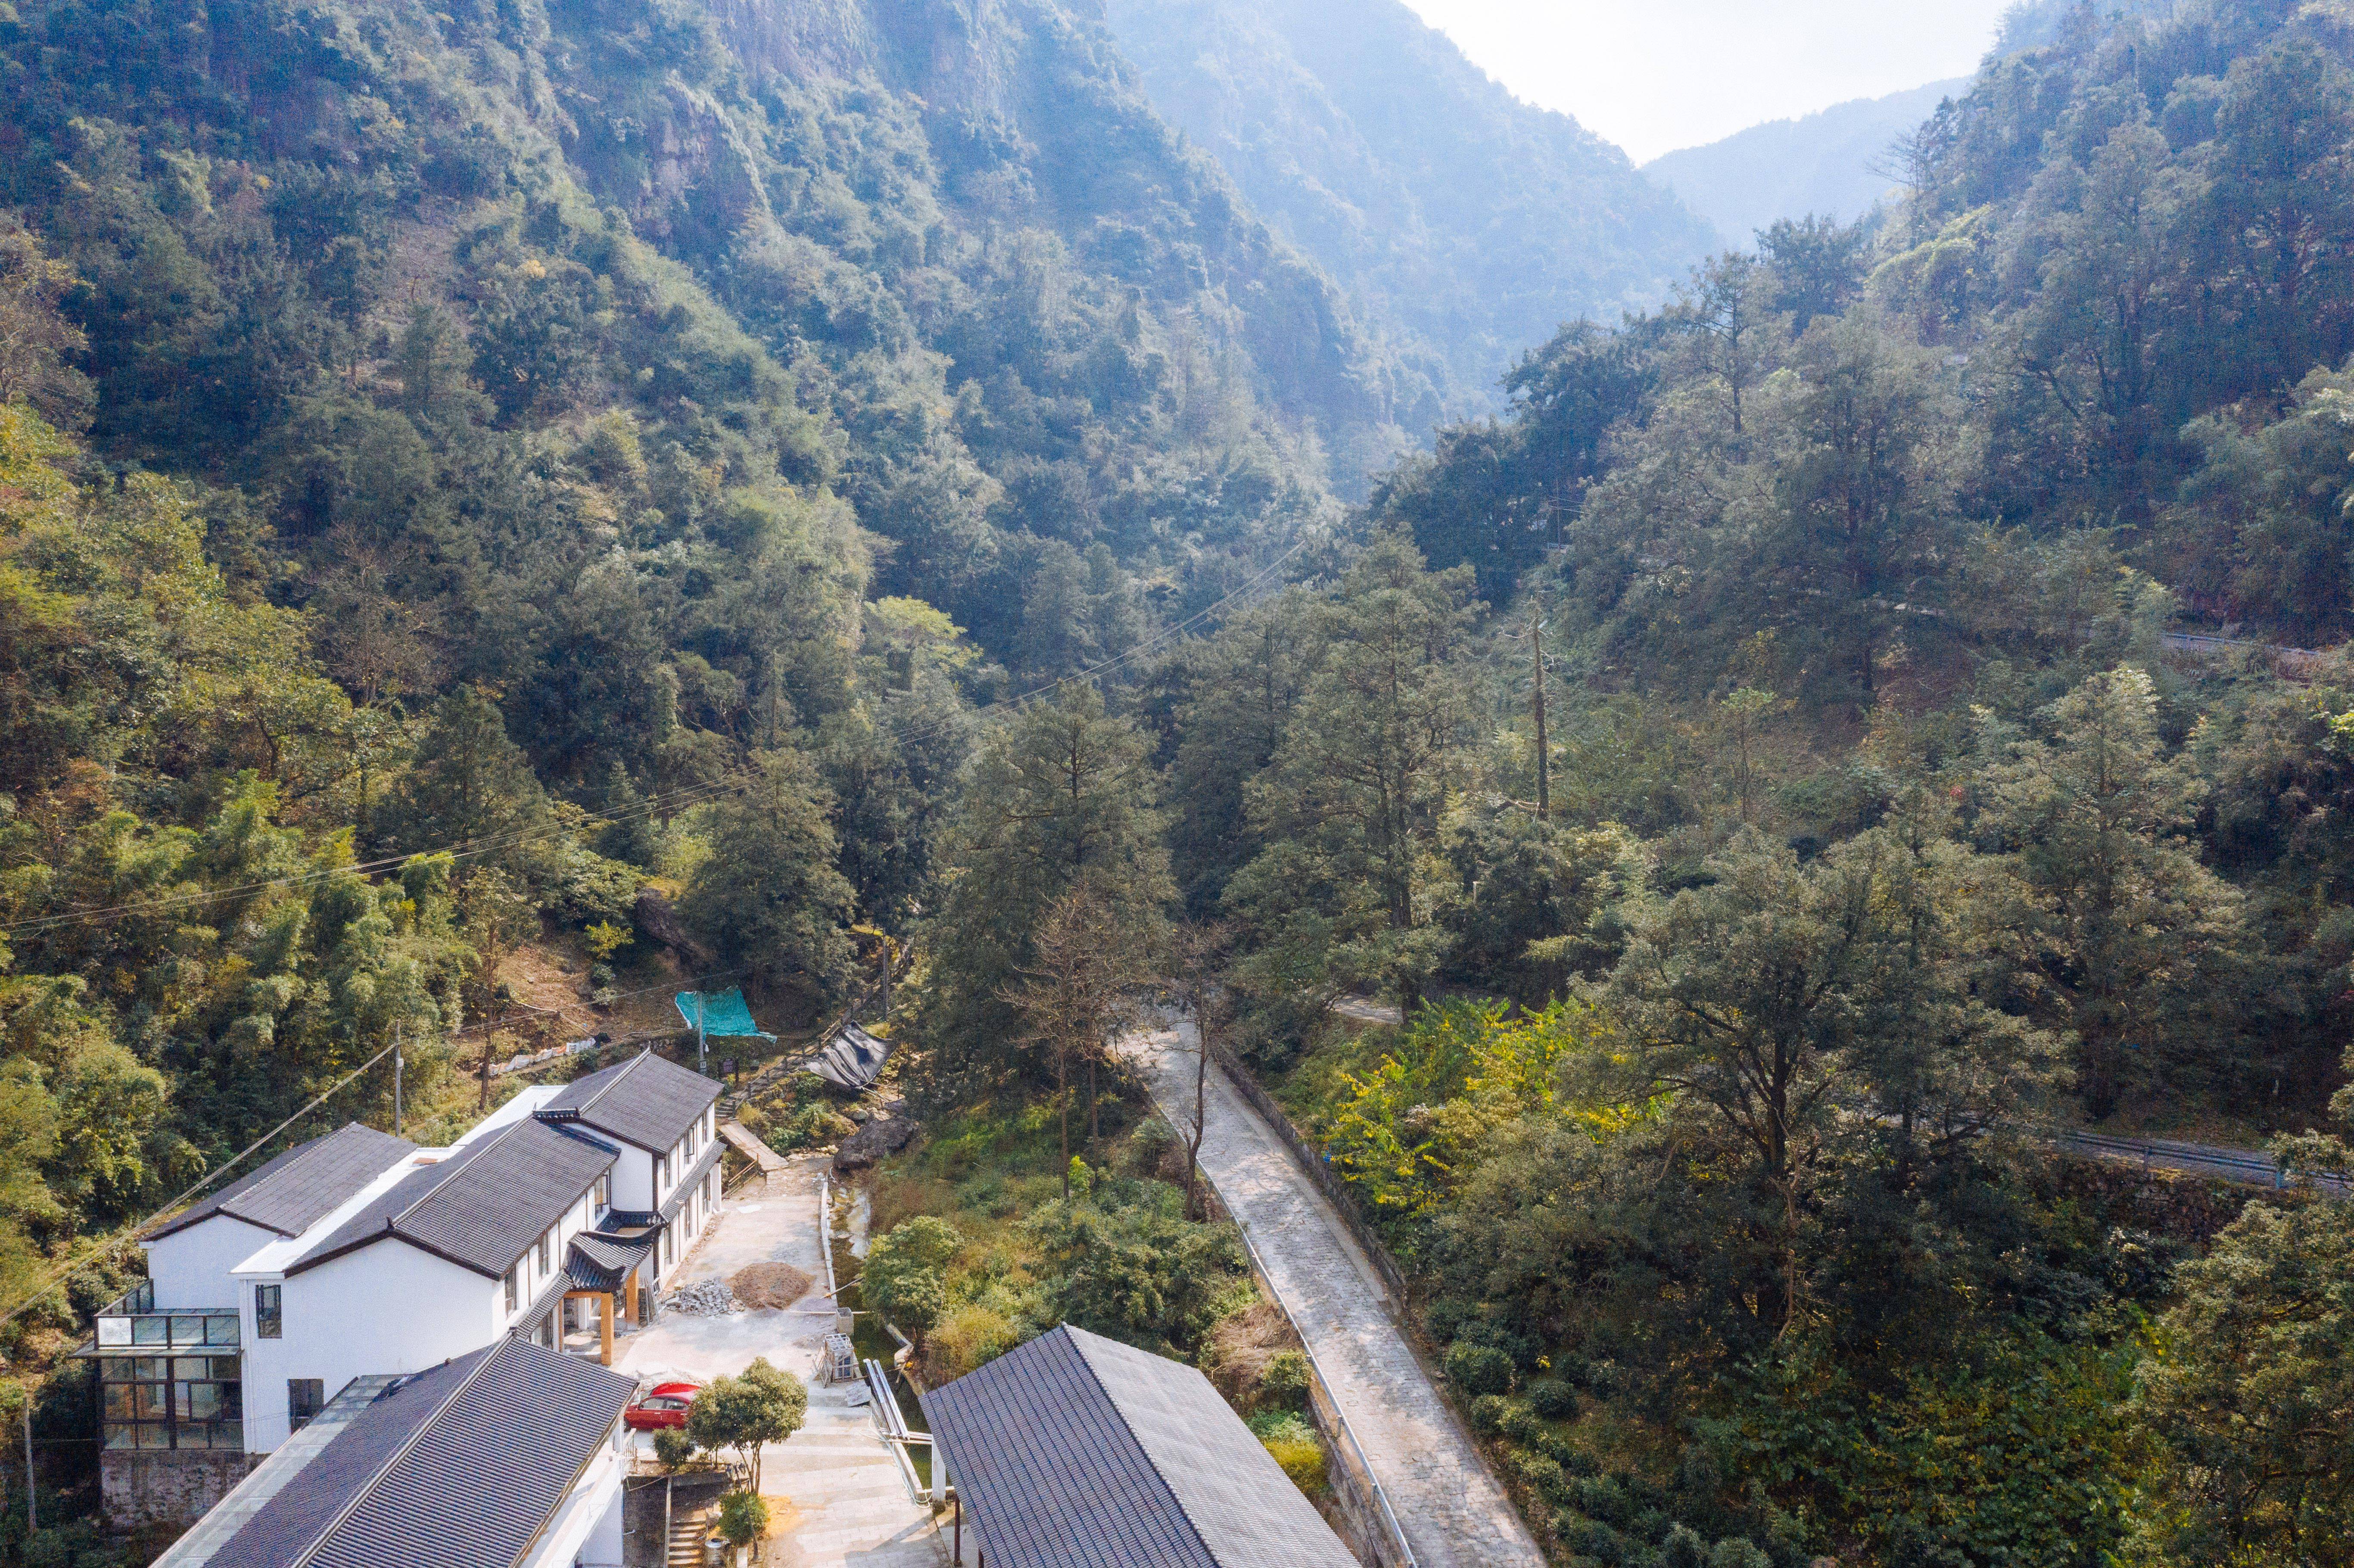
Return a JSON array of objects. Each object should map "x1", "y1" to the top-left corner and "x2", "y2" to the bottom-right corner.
[
  {"x1": 536, "y1": 1229, "x2": 552, "y2": 1274},
  {"x1": 504, "y1": 1264, "x2": 520, "y2": 1315},
  {"x1": 255, "y1": 1283, "x2": 281, "y2": 1339}
]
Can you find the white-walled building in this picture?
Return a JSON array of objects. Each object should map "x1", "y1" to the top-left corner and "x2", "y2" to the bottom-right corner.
[
  {"x1": 147, "y1": 1337, "x2": 636, "y2": 1568},
  {"x1": 91, "y1": 1049, "x2": 723, "y2": 1530}
]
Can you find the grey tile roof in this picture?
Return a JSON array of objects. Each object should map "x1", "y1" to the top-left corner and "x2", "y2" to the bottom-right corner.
[
  {"x1": 536, "y1": 1050, "x2": 719, "y2": 1154},
  {"x1": 146, "y1": 1123, "x2": 416, "y2": 1242},
  {"x1": 284, "y1": 1118, "x2": 617, "y2": 1280},
  {"x1": 919, "y1": 1324, "x2": 1358, "y2": 1568},
  {"x1": 208, "y1": 1355, "x2": 483, "y2": 1568},
  {"x1": 203, "y1": 1338, "x2": 635, "y2": 1568},
  {"x1": 564, "y1": 1232, "x2": 654, "y2": 1293}
]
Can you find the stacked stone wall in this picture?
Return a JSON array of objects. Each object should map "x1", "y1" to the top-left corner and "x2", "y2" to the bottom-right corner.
[{"x1": 101, "y1": 1450, "x2": 255, "y2": 1529}]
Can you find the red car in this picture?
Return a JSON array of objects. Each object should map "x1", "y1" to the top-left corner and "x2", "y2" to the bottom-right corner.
[{"x1": 624, "y1": 1382, "x2": 701, "y2": 1431}]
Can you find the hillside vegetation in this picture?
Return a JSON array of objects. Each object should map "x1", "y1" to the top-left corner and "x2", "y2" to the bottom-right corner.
[
  {"x1": 907, "y1": 2, "x2": 2354, "y2": 1564},
  {"x1": 5, "y1": 0, "x2": 2354, "y2": 1564}
]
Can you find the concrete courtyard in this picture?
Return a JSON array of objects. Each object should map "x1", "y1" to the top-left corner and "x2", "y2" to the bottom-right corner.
[{"x1": 617, "y1": 1152, "x2": 945, "y2": 1568}]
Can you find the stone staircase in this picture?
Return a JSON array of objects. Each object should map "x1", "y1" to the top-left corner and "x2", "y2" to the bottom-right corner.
[{"x1": 665, "y1": 1512, "x2": 710, "y2": 1568}]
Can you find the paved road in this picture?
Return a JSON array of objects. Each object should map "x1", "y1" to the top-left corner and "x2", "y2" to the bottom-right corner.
[
  {"x1": 2057, "y1": 1128, "x2": 2351, "y2": 1196},
  {"x1": 1330, "y1": 995, "x2": 1405, "y2": 1027},
  {"x1": 1121, "y1": 1018, "x2": 1547, "y2": 1568},
  {"x1": 620, "y1": 1154, "x2": 944, "y2": 1568}
]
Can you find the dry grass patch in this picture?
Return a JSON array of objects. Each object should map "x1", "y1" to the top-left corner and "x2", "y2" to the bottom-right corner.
[
  {"x1": 869, "y1": 1170, "x2": 961, "y2": 1235},
  {"x1": 1202, "y1": 1298, "x2": 1306, "y2": 1412}
]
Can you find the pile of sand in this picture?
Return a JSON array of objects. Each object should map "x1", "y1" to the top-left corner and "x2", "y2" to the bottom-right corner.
[{"x1": 730, "y1": 1261, "x2": 815, "y2": 1310}]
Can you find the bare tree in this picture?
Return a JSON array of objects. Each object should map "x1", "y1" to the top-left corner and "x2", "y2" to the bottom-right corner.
[
  {"x1": 1002, "y1": 887, "x2": 1144, "y2": 1202},
  {"x1": 1165, "y1": 922, "x2": 1230, "y2": 1221}
]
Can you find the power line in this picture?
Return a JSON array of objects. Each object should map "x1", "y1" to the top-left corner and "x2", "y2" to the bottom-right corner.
[{"x1": 0, "y1": 1036, "x2": 399, "y2": 1336}]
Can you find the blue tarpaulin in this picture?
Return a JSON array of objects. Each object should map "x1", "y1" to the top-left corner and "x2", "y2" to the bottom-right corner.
[{"x1": 675, "y1": 988, "x2": 774, "y2": 1039}]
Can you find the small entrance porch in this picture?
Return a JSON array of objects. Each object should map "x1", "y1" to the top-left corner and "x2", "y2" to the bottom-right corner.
[{"x1": 563, "y1": 1232, "x2": 659, "y2": 1366}]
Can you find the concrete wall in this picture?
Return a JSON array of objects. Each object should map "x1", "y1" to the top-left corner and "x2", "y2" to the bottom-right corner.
[
  {"x1": 101, "y1": 1450, "x2": 256, "y2": 1530},
  {"x1": 146, "y1": 1218, "x2": 274, "y2": 1311},
  {"x1": 611, "y1": 1145, "x2": 656, "y2": 1211}
]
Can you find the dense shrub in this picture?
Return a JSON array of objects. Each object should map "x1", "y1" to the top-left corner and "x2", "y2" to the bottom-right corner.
[{"x1": 1444, "y1": 1339, "x2": 1516, "y2": 1396}]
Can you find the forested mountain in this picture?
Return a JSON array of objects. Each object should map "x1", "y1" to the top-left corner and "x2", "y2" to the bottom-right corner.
[
  {"x1": 1643, "y1": 78, "x2": 1964, "y2": 249},
  {"x1": 0, "y1": 0, "x2": 1421, "y2": 1335},
  {"x1": 1102, "y1": 0, "x2": 1716, "y2": 411},
  {"x1": 9, "y1": 0, "x2": 2354, "y2": 1561}
]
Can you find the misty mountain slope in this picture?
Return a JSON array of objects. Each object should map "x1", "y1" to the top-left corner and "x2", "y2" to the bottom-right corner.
[
  {"x1": 1643, "y1": 78, "x2": 1967, "y2": 247},
  {"x1": 1104, "y1": 0, "x2": 1716, "y2": 411}
]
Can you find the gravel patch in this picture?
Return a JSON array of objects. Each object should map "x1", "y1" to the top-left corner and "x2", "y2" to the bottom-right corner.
[{"x1": 663, "y1": 1279, "x2": 741, "y2": 1316}]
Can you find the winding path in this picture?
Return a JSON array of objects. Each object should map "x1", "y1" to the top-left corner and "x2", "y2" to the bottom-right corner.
[{"x1": 1120, "y1": 1018, "x2": 1546, "y2": 1568}]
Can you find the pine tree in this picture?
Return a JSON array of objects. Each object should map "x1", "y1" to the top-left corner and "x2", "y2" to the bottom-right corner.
[{"x1": 917, "y1": 684, "x2": 1170, "y2": 1095}]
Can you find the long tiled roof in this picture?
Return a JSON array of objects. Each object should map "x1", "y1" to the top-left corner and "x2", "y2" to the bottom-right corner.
[
  {"x1": 208, "y1": 1356, "x2": 480, "y2": 1568},
  {"x1": 919, "y1": 1324, "x2": 1358, "y2": 1568},
  {"x1": 204, "y1": 1338, "x2": 635, "y2": 1568},
  {"x1": 284, "y1": 1118, "x2": 616, "y2": 1279},
  {"x1": 535, "y1": 1050, "x2": 718, "y2": 1154},
  {"x1": 146, "y1": 1123, "x2": 415, "y2": 1242}
]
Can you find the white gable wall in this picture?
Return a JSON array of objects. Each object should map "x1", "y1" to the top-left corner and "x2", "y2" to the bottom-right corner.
[
  {"x1": 144, "y1": 1216, "x2": 278, "y2": 1311},
  {"x1": 607, "y1": 1144, "x2": 655, "y2": 1211},
  {"x1": 238, "y1": 1244, "x2": 499, "y2": 1455}
]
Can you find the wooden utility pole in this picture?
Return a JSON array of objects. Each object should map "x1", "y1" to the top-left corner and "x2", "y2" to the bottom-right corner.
[{"x1": 1530, "y1": 618, "x2": 1550, "y2": 821}]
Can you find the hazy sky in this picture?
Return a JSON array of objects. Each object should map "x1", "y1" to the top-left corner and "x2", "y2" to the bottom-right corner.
[{"x1": 1398, "y1": 0, "x2": 2016, "y2": 164}]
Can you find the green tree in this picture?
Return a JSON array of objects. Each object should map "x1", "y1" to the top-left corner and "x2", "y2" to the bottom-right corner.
[
  {"x1": 0, "y1": 218, "x2": 94, "y2": 430},
  {"x1": 1003, "y1": 887, "x2": 1147, "y2": 1197},
  {"x1": 1759, "y1": 214, "x2": 1871, "y2": 333},
  {"x1": 680, "y1": 748, "x2": 856, "y2": 996},
  {"x1": 375, "y1": 689, "x2": 560, "y2": 891},
  {"x1": 1607, "y1": 819, "x2": 2054, "y2": 1335},
  {"x1": 1225, "y1": 532, "x2": 1477, "y2": 1008},
  {"x1": 2193, "y1": 40, "x2": 2354, "y2": 406},
  {"x1": 685, "y1": 1357, "x2": 806, "y2": 1490},
  {"x1": 918, "y1": 684, "x2": 1170, "y2": 1091},
  {"x1": 715, "y1": 1491, "x2": 771, "y2": 1550},
  {"x1": 861, "y1": 1216, "x2": 963, "y2": 1332},
  {"x1": 1978, "y1": 666, "x2": 2257, "y2": 1118},
  {"x1": 2130, "y1": 1074, "x2": 2354, "y2": 1567},
  {"x1": 1749, "y1": 314, "x2": 1964, "y2": 705},
  {"x1": 1166, "y1": 591, "x2": 1315, "y2": 915}
]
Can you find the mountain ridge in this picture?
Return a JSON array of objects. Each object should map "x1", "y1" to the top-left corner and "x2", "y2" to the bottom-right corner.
[
  {"x1": 1643, "y1": 77, "x2": 1968, "y2": 247},
  {"x1": 1103, "y1": 0, "x2": 1715, "y2": 411}
]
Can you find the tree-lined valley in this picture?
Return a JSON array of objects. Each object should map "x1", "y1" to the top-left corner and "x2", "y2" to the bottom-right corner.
[{"x1": 2, "y1": 0, "x2": 2353, "y2": 1562}]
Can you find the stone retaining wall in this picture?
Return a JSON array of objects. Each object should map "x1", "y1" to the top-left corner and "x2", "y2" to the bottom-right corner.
[{"x1": 102, "y1": 1449, "x2": 256, "y2": 1530}]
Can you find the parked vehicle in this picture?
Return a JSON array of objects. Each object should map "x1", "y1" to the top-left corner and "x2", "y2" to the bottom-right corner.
[{"x1": 623, "y1": 1382, "x2": 701, "y2": 1430}]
